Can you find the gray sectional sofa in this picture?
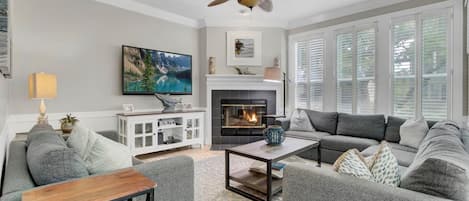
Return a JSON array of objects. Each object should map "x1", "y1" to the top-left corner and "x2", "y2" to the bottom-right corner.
[
  {"x1": 276, "y1": 109, "x2": 469, "y2": 201},
  {"x1": 0, "y1": 129, "x2": 194, "y2": 201},
  {"x1": 275, "y1": 110, "x2": 436, "y2": 164}
]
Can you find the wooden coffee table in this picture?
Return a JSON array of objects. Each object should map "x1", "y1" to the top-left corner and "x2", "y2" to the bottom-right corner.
[
  {"x1": 225, "y1": 137, "x2": 319, "y2": 201},
  {"x1": 23, "y1": 169, "x2": 156, "y2": 201}
]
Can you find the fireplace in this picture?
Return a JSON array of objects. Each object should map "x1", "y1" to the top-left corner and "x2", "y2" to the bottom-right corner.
[
  {"x1": 221, "y1": 99, "x2": 267, "y2": 130},
  {"x1": 220, "y1": 99, "x2": 268, "y2": 136},
  {"x1": 211, "y1": 90, "x2": 277, "y2": 144}
]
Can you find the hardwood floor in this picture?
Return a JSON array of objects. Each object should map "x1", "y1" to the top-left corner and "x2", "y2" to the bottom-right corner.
[{"x1": 136, "y1": 146, "x2": 224, "y2": 163}]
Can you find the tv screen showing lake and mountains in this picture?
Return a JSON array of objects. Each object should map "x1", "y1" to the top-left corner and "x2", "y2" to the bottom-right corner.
[{"x1": 122, "y1": 46, "x2": 192, "y2": 95}]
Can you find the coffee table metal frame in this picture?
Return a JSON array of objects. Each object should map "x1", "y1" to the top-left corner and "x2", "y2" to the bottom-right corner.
[{"x1": 225, "y1": 139, "x2": 320, "y2": 201}]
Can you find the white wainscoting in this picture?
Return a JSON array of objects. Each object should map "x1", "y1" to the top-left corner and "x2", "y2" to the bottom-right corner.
[
  {"x1": 6, "y1": 108, "x2": 207, "y2": 138},
  {"x1": 7, "y1": 111, "x2": 120, "y2": 136}
]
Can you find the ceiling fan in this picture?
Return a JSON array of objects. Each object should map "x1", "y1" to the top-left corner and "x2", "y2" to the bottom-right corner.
[{"x1": 208, "y1": 0, "x2": 273, "y2": 12}]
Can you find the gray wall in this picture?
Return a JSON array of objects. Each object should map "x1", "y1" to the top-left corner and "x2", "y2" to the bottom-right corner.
[
  {"x1": 9, "y1": 0, "x2": 200, "y2": 114},
  {"x1": 199, "y1": 27, "x2": 287, "y2": 107},
  {"x1": 202, "y1": 27, "x2": 287, "y2": 75}
]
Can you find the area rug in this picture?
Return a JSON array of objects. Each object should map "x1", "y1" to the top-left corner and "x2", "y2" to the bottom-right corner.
[{"x1": 194, "y1": 155, "x2": 317, "y2": 201}]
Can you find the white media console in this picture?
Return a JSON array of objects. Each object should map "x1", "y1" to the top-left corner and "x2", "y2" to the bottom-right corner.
[{"x1": 117, "y1": 110, "x2": 205, "y2": 156}]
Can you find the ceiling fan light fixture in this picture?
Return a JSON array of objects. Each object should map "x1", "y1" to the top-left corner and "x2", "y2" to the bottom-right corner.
[{"x1": 237, "y1": 0, "x2": 259, "y2": 9}]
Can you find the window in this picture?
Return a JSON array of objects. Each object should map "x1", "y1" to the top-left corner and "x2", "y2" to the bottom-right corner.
[
  {"x1": 392, "y1": 13, "x2": 449, "y2": 120},
  {"x1": 336, "y1": 27, "x2": 376, "y2": 114},
  {"x1": 294, "y1": 38, "x2": 325, "y2": 111}
]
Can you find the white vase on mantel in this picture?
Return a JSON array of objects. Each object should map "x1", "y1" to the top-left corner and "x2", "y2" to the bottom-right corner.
[{"x1": 208, "y1": 57, "x2": 216, "y2": 74}]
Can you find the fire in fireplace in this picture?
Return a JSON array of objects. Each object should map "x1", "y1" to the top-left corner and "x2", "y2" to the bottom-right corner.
[{"x1": 221, "y1": 99, "x2": 267, "y2": 130}]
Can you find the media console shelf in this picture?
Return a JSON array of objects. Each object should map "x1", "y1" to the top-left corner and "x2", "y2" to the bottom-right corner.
[{"x1": 117, "y1": 110, "x2": 205, "y2": 156}]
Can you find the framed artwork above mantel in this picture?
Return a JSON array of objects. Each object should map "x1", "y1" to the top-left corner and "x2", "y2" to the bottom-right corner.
[{"x1": 226, "y1": 31, "x2": 262, "y2": 67}]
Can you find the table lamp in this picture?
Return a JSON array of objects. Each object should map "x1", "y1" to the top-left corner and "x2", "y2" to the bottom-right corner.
[{"x1": 29, "y1": 72, "x2": 57, "y2": 125}]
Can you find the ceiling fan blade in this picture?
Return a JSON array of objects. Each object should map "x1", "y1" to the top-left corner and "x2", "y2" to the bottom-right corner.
[
  {"x1": 258, "y1": 0, "x2": 273, "y2": 12},
  {"x1": 208, "y1": 0, "x2": 230, "y2": 7}
]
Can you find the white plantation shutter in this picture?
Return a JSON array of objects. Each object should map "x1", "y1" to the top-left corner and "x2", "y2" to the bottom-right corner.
[
  {"x1": 295, "y1": 38, "x2": 324, "y2": 111},
  {"x1": 392, "y1": 20, "x2": 417, "y2": 119},
  {"x1": 336, "y1": 33, "x2": 354, "y2": 113},
  {"x1": 295, "y1": 40, "x2": 308, "y2": 109},
  {"x1": 356, "y1": 28, "x2": 376, "y2": 114},
  {"x1": 336, "y1": 28, "x2": 376, "y2": 114},
  {"x1": 392, "y1": 13, "x2": 449, "y2": 120},
  {"x1": 309, "y1": 39, "x2": 324, "y2": 111},
  {"x1": 421, "y1": 15, "x2": 448, "y2": 120}
]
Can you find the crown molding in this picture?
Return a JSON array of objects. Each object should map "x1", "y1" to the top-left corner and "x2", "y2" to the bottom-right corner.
[
  {"x1": 287, "y1": 0, "x2": 409, "y2": 29},
  {"x1": 95, "y1": 0, "x2": 289, "y2": 29},
  {"x1": 95, "y1": 0, "x2": 412, "y2": 30},
  {"x1": 203, "y1": 18, "x2": 289, "y2": 29},
  {"x1": 95, "y1": 0, "x2": 201, "y2": 28}
]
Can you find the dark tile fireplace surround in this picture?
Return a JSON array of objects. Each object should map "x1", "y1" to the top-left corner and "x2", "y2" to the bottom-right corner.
[{"x1": 212, "y1": 90, "x2": 276, "y2": 145}]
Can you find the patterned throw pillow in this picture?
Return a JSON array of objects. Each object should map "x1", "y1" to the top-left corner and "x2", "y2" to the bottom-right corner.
[
  {"x1": 333, "y1": 149, "x2": 374, "y2": 181},
  {"x1": 289, "y1": 110, "x2": 315, "y2": 132},
  {"x1": 334, "y1": 142, "x2": 400, "y2": 186},
  {"x1": 367, "y1": 142, "x2": 401, "y2": 186}
]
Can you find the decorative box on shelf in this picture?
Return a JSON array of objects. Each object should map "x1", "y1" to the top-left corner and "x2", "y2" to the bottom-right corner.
[{"x1": 116, "y1": 110, "x2": 205, "y2": 156}]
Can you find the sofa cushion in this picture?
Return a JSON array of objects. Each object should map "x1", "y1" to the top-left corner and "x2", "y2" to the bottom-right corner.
[
  {"x1": 462, "y1": 128, "x2": 469, "y2": 152},
  {"x1": 290, "y1": 110, "x2": 315, "y2": 132},
  {"x1": 362, "y1": 143, "x2": 417, "y2": 167},
  {"x1": 384, "y1": 116, "x2": 438, "y2": 143},
  {"x1": 321, "y1": 135, "x2": 379, "y2": 152},
  {"x1": 401, "y1": 158, "x2": 468, "y2": 201},
  {"x1": 384, "y1": 116, "x2": 406, "y2": 143},
  {"x1": 399, "y1": 118, "x2": 429, "y2": 149},
  {"x1": 67, "y1": 125, "x2": 132, "y2": 174},
  {"x1": 26, "y1": 124, "x2": 55, "y2": 146},
  {"x1": 336, "y1": 113, "x2": 386, "y2": 140},
  {"x1": 401, "y1": 121, "x2": 469, "y2": 200},
  {"x1": 27, "y1": 132, "x2": 89, "y2": 186},
  {"x1": 303, "y1": 110, "x2": 338, "y2": 134},
  {"x1": 285, "y1": 130, "x2": 330, "y2": 141}
]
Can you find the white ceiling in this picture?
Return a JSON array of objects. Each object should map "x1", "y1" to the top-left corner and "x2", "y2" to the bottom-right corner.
[{"x1": 96, "y1": 0, "x2": 409, "y2": 28}]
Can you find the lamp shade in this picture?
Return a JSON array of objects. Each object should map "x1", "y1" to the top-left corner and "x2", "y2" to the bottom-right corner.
[
  {"x1": 264, "y1": 67, "x2": 281, "y2": 82},
  {"x1": 29, "y1": 73, "x2": 57, "y2": 99}
]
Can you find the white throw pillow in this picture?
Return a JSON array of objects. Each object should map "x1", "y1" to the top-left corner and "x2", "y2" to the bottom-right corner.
[
  {"x1": 399, "y1": 118, "x2": 429, "y2": 149},
  {"x1": 67, "y1": 124, "x2": 132, "y2": 174},
  {"x1": 289, "y1": 110, "x2": 315, "y2": 132}
]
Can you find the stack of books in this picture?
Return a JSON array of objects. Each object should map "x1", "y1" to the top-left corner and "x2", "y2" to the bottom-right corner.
[{"x1": 249, "y1": 162, "x2": 287, "y2": 179}]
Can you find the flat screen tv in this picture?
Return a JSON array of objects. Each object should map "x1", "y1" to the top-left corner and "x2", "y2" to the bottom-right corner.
[{"x1": 122, "y1": 45, "x2": 192, "y2": 95}]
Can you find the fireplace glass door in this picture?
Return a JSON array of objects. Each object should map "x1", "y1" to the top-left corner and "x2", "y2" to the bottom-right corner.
[{"x1": 221, "y1": 99, "x2": 267, "y2": 129}]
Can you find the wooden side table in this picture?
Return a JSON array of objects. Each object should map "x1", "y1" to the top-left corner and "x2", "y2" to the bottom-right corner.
[{"x1": 22, "y1": 169, "x2": 157, "y2": 201}]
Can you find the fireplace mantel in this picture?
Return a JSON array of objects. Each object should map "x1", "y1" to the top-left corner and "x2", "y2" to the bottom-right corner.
[
  {"x1": 205, "y1": 74, "x2": 282, "y2": 144},
  {"x1": 206, "y1": 74, "x2": 281, "y2": 90}
]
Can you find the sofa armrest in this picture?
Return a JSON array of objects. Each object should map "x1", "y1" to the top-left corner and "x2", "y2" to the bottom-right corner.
[
  {"x1": 97, "y1": 130, "x2": 118, "y2": 142},
  {"x1": 2, "y1": 142, "x2": 36, "y2": 196},
  {"x1": 283, "y1": 163, "x2": 450, "y2": 201},
  {"x1": 133, "y1": 156, "x2": 194, "y2": 201},
  {"x1": 275, "y1": 118, "x2": 290, "y2": 131}
]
